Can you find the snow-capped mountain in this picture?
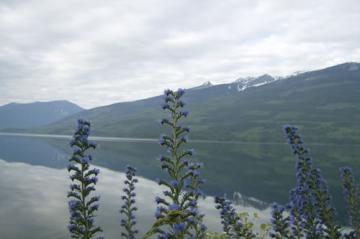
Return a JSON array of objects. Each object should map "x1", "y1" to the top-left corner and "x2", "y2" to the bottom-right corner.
[
  {"x1": 190, "y1": 81, "x2": 213, "y2": 90},
  {"x1": 227, "y1": 74, "x2": 277, "y2": 92},
  {"x1": 191, "y1": 74, "x2": 279, "y2": 93}
]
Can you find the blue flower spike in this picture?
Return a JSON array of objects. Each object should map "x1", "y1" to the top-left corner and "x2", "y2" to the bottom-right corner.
[
  {"x1": 120, "y1": 165, "x2": 139, "y2": 239},
  {"x1": 283, "y1": 125, "x2": 340, "y2": 238},
  {"x1": 214, "y1": 196, "x2": 255, "y2": 238},
  {"x1": 147, "y1": 89, "x2": 207, "y2": 238},
  {"x1": 340, "y1": 167, "x2": 360, "y2": 238},
  {"x1": 67, "y1": 119, "x2": 104, "y2": 239}
]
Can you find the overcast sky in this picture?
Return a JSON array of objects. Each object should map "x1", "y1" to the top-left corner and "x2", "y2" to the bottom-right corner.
[{"x1": 1, "y1": 0, "x2": 359, "y2": 108}]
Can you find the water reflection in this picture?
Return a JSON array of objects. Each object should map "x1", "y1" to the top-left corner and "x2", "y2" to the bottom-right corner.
[
  {"x1": 0, "y1": 134, "x2": 359, "y2": 228},
  {"x1": 0, "y1": 159, "x2": 271, "y2": 239},
  {"x1": 0, "y1": 135, "x2": 68, "y2": 169}
]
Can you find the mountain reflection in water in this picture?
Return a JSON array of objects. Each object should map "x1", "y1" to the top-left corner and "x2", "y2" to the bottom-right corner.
[{"x1": 0, "y1": 159, "x2": 271, "y2": 239}]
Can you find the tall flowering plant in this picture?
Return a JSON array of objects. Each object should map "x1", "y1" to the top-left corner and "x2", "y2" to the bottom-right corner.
[
  {"x1": 269, "y1": 203, "x2": 291, "y2": 239},
  {"x1": 282, "y1": 125, "x2": 340, "y2": 239},
  {"x1": 144, "y1": 89, "x2": 206, "y2": 239},
  {"x1": 284, "y1": 125, "x2": 319, "y2": 238},
  {"x1": 67, "y1": 119, "x2": 103, "y2": 239},
  {"x1": 120, "y1": 165, "x2": 139, "y2": 239},
  {"x1": 215, "y1": 197, "x2": 256, "y2": 238},
  {"x1": 340, "y1": 167, "x2": 360, "y2": 238}
]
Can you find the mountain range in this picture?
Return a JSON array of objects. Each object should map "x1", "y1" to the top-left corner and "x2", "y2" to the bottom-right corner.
[
  {"x1": 0, "y1": 100, "x2": 83, "y2": 129},
  {"x1": 2, "y1": 62, "x2": 360, "y2": 144}
]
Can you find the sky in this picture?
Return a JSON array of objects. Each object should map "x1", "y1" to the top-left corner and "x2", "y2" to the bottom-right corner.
[{"x1": 1, "y1": 0, "x2": 360, "y2": 109}]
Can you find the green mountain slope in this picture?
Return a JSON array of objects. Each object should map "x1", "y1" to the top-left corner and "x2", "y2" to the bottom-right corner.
[{"x1": 35, "y1": 62, "x2": 360, "y2": 144}]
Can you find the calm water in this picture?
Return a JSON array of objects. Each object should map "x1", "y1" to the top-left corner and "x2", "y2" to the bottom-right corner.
[{"x1": 0, "y1": 134, "x2": 359, "y2": 238}]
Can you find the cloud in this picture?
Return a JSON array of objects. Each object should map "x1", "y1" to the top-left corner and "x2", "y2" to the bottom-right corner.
[{"x1": 0, "y1": 0, "x2": 359, "y2": 108}]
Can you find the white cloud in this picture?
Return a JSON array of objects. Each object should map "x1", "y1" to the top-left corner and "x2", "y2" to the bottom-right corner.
[{"x1": 0, "y1": 0, "x2": 359, "y2": 108}]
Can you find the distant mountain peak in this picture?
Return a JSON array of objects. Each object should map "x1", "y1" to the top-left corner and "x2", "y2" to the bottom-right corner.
[
  {"x1": 229, "y1": 74, "x2": 277, "y2": 92},
  {"x1": 0, "y1": 100, "x2": 83, "y2": 129},
  {"x1": 257, "y1": 74, "x2": 274, "y2": 80},
  {"x1": 201, "y1": 81, "x2": 212, "y2": 87},
  {"x1": 346, "y1": 62, "x2": 360, "y2": 71},
  {"x1": 2, "y1": 100, "x2": 79, "y2": 107},
  {"x1": 233, "y1": 76, "x2": 255, "y2": 83},
  {"x1": 190, "y1": 81, "x2": 213, "y2": 90}
]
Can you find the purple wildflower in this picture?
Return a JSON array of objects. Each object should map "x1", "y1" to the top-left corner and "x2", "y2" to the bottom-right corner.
[
  {"x1": 152, "y1": 88, "x2": 206, "y2": 238},
  {"x1": 67, "y1": 119, "x2": 103, "y2": 239},
  {"x1": 120, "y1": 165, "x2": 138, "y2": 238}
]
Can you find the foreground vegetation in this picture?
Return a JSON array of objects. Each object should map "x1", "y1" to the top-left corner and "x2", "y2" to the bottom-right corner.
[{"x1": 66, "y1": 89, "x2": 360, "y2": 238}]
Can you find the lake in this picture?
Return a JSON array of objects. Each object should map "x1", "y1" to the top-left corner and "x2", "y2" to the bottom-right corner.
[{"x1": 0, "y1": 133, "x2": 358, "y2": 238}]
